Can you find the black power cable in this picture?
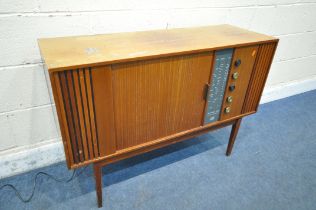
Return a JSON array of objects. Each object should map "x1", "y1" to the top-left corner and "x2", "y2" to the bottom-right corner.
[{"x1": 0, "y1": 166, "x2": 89, "y2": 203}]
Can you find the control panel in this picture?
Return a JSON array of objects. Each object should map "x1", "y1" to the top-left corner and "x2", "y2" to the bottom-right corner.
[
  {"x1": 220, "y1": 45, "x2": 259, "y2": 120},
  {"x1": 203, "y1": 45, "x2": 259, "y2": 124},
  {"x1": 204, "y1": 49, "x2": 233, "y2": 124}
]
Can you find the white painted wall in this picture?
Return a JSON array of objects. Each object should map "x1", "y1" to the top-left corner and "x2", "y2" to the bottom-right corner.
[{"x1": 0, "y1": 0, "x2": 316, "y2": 178}]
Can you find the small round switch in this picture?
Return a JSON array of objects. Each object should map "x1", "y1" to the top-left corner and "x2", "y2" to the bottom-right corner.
[
  {"x1": 232, "y1": 72, "x2": 239, "y2": 80},
  {"x1": 229, "y1": 84, "x2": 235, "y2": 91},
  {"x1": 224, "y1": 107, "x2": 231, "y2": 113},
  {"x1": 227, "y1": 96, "x2": 233, "y2": 103},
  {"x1": 234, "y1": 59, "x2": 241, "y2": 67}
]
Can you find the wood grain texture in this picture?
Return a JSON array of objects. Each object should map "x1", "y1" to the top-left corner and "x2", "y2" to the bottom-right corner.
[
  {"x1": 112, "y1": 52, "x2": 213, "y2": 150},
  {"x1": 220, "y1": 45, "x2": 259, "y2": 120},
  {"x1": 38, "y1": 24, "x2": 277, "y2": 71},
  {"x1": 91, "y1": 66, "x2": 117, "y2": 156},
  {"x1": 66, "y1": 71, "x2": 85, "y2": 162},
  {"x1": 59, "y1": 72, "x2": 80, "y2": 164},
  {"x1": 52, "y1": 69, "x2": 101, "y2": 166},
  {"x1": 73, "y1": 70, "x2": 90, "y2": 161},
  {"x1": 85, "y1": 69, "x2": 100, "y2": 157},
  {"x1": 50, "y1": 73, "x2": 73, "y2": 167},
  {"x1": 78, "y1": 69, "x2": 95, "y2": 159},
  {"x1": 242, "y1": 42, "x2": 278, "y2": 113}
]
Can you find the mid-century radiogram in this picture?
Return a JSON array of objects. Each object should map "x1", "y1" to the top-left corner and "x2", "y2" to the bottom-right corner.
[{"x1": 38, "y1": 24, "x2": 278, "y2": 207}]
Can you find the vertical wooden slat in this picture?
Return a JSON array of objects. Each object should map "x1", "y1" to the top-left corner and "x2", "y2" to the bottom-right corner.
[
  {"x1": 54, "y1": 68, "x2": 105, "y2": 165},
  {"x1": 256, "y1": 43, "x2": 277, "y2": 106},
  {"x1": 55, "y1": 68, "x2": 104, "y2": 165},
  {"x1": 91, "y1": 66, "x2": 117, "y2": 156},
  {"x1": 66, "y1": 71, "x2": 85, "y2": 162},
  {"x1": 59, "y1": 72, "x2": 80, "y2": 163},
  {"x1": 50, "y1": 73, "x2": 73, "y2": 167},
  {"x1": 73, "y1": 69, "x2": 90, "y2": 161},
  {"x1": 79, "y1": 69, "x2": 95, "y2": 159},
  {"x1": 85, "y1": 69, "x2": 100, "y2": 157}
]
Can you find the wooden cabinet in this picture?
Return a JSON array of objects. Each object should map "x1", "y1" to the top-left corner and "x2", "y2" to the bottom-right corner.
[{"x1": 38, "y1": 24, "x2": 278, "y2": 207}]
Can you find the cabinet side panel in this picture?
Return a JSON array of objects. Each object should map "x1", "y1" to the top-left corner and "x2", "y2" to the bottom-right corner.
[
  {"x1": 50, "y1": 73, "x2": 73, "y2": 167},
  {"x1": 112, "y1": 52, "x2": 213, "y2": 150},
  {"x1": 242, "y1": 42, "x2": 278, "y2": 113}
]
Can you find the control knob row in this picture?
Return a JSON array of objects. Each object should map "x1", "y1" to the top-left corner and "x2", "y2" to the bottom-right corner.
[{"x1": 224, "y1": 59, "x2": 241, "y2": 114}]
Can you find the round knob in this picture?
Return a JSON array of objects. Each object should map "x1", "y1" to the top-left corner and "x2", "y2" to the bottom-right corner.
[
  {"x1": 229, "y1": 84, "x2": 235, "y2": 91},
  {"x1": 232, "y1": 72, "x2": 239, "y2": 80},
  {"x1": 234, "y1": 59, "x2": 241, "y2": 67},
  {"x1": 224, "y1": 107, "x2": 231, "y2": 113},
  {"x1": 227, "y1": 96, "x2": 233, "y2": 103}
]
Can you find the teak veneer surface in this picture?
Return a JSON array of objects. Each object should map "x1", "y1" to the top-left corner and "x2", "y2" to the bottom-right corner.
[
  {"x1": 38, "y1": 24, "x2": 277, "y2": 71},
  {"x1": 112, "y1": 52, "x2": 213, "y2": 150}
]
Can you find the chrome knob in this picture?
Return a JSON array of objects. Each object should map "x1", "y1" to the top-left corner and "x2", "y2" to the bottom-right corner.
[
  {"x1": 232, "y1": 72, "x2": 239, "y2": 80},
  {"x1": 227, "y1": 96, "x2": 233, "y2": 103},
  {"x1": 224, "y1": 107, "x2": 231, "y2": 113}
]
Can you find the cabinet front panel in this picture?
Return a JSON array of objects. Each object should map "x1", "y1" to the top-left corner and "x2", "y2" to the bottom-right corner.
[
  {"x1": 220, "y1": 45, "x2": 259, "y2": 120},
  {"x1": 112, "y1": 52, "x2": 213, "y2": 150}
]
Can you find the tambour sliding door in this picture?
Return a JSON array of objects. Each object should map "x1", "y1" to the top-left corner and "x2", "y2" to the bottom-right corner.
[{"x1": 111, "y1": 52, "x2": 213, "y2": 150}]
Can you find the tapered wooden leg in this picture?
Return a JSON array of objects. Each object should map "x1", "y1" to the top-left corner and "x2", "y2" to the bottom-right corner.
[
  {"x1": 94, "y1": 163, "x2": 103, "y2": 208},
  {"x1": 226, "y1": 118, "x2": 242, "y2": 156}
]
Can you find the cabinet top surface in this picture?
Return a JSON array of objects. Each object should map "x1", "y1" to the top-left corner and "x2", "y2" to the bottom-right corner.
[{"x1": 38, "y1": 24, "x2": 277, "y2": 71}]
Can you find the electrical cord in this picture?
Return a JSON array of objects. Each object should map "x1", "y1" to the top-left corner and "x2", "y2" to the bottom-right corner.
[{"x1": 0, "y1": 165, "x2": 89, "y2": 203}]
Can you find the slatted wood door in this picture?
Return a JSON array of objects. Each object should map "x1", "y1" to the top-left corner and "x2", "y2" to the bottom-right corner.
[
  {"x1": 111, "y1": 52, "x2": 213, "y2": 150},
  {"x1": 50, "y1": 66, "x2": 116, "y2": 168}
]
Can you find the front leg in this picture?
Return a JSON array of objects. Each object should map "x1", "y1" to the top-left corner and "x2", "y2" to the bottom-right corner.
[
  {"x1": 94, "y1": 163, "x2": 103, "y2": 208},
  {"x1": 226, "y1": 118, "x2": 242, "y2": 156}
]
